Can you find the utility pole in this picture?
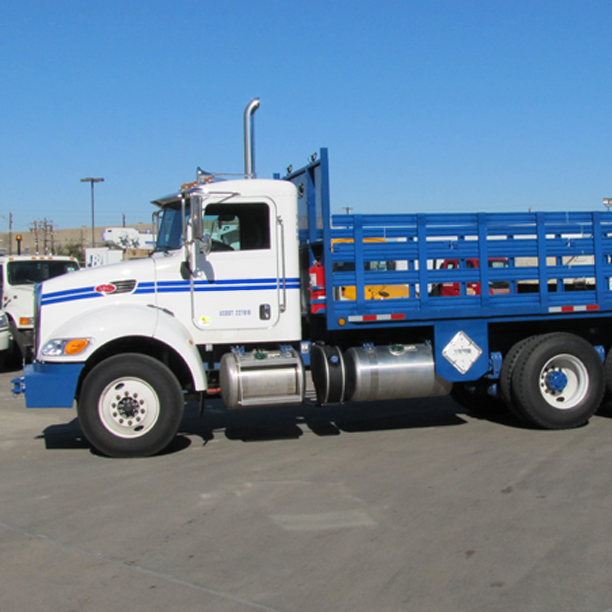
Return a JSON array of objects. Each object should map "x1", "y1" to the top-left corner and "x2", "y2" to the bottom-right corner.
[
  {"x1": 42, "y1": 218, "x2": 54, "y2": 254},
  {"x1": 81, "y1": 177, "x2": 104, "y2": 247},
  {"x1": 30, "y1": 220, "x2": 39, "y2": 253},
  {"x1": 43, "y1": 218, "x2": 49, "y2": 253},
  {"x1": 8, "y1": 212, "x2": 12, "y2": 255}
]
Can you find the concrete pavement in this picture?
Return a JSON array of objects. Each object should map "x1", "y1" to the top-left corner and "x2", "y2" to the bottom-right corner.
[{"x1": 2, "y1": 368, "x2": 612, "y2": 612}]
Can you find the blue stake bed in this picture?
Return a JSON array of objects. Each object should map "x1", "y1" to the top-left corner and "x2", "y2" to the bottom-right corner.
[{"x1": 285, "y1": 150, "x2": 612, "y2": 383}]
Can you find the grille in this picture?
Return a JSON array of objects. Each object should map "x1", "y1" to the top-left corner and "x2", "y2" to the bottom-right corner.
[{"x1": 110, "y1": 280, "x2": 137, "y2": 294}]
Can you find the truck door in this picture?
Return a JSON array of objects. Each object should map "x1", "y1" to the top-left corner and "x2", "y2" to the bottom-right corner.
[{"x1": 190, "y1": 198, "x2": 283, "y2": 334}]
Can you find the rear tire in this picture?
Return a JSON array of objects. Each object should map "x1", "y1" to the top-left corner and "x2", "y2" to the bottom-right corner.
[
  {"x1": 500, "y1": 335, "x2": 545, "y2": 422},
  {"x1": 603, "y1": 349, "x2": 612, "y2": 397},
  {"x1": 5, "y1": 338, "x2": 23, "y2": 370},
  {"x1": 510, "y1": 333, "x2": 604, "y2": 429},
  {"x1": 78, "y1": 354, "x2": 185, "y2": 458}
]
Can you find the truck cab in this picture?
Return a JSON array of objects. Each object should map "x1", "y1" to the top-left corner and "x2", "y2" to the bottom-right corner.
[
  {"x1": 150, "y1": 177, "x2": 301, "y2": 346},
  {"x1": 21, "y1": 166, "x2": 305, "y2": 457},
  {"x1": 0, "y1": 254, "x2": 79, "y2": 361}
]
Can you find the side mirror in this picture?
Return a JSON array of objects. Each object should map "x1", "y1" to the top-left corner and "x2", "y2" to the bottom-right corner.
[
  {"x1": 190, "y1": 194, "x2": 211, "y2": 255},
  {"x1": 191, "y1": 194, "x2": 204, "y2": 241}
]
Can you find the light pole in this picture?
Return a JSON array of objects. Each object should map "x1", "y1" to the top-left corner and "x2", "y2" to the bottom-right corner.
[
  {"x1": 604, "y1": 198, "x2": 612, "y2": 212},
  {"x1": 81, "y1": 177, "x2": 104, "y2": 247}
]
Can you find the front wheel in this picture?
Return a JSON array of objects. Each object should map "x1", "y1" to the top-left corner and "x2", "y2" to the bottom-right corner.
[
  {"x1": 510, "y1": 333, "x2": 604, "y2": 429},
  {"x1": 78, "y1": 354, "x2": 185, "y2": 458}
]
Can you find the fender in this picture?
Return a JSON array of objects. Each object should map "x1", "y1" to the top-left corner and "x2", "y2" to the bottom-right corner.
[{"x1": 38, "y1": 303, "x2": 207, "y2": 391}]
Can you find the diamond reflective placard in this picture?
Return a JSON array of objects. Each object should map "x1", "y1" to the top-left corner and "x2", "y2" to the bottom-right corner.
[{"x1": 442, "y1": 331, "x2": 482, "y2": 374}]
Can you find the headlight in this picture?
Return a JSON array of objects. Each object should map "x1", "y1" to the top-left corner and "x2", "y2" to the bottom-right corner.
[
  {"x1": 0, "y1": 313, "x2": 7, "y2": 329},
  {"x1": 41, "y1": 338, "x2": 91, "y2": 357}
]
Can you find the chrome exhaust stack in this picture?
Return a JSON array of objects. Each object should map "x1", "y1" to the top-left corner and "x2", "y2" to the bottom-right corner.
[{"x1": 244, "y1": 98, "x2": 260, "y2": 178}]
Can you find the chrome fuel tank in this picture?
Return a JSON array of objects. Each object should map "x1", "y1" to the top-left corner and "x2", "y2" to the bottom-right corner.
[
  {"x1": 220, "y1": 347, "x2": 305, "y2": 409},
  {"x1": 344, "y1": 344, "x2": 452, "y2": 402}
]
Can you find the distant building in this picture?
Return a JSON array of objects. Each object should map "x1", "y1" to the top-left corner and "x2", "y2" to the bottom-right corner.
[{"x1": 0, "y1": 222, "x2": 156, "y2": 257}]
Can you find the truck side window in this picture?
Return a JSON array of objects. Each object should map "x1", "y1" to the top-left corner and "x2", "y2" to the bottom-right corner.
[
  {"x1": 204, "y1": 203, "x2": 270, "y2": 251},
  {"x1": 156, "y1": 205, "x2": 188, "y2": 252}
]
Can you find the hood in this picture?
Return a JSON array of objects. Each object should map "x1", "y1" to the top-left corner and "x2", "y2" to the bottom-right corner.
[{"x1": 40, "y1": 257, "x2": 157, "y2": 297}]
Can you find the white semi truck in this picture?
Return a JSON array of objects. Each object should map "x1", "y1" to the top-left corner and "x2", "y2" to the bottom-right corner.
[
  {"x1": 15, "y1": 100, "x2": 612, "y2": 458},
  {"x1": 0, "y1": 255, "x2": 79, "y2": 362}
]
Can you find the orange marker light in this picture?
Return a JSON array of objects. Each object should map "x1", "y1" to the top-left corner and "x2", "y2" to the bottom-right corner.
[{"x1": 65, "y1": 339, "x2": 90, "y2": 355}]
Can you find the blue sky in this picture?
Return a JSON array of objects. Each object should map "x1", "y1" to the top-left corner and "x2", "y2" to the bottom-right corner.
[{"x1": 1, "y1": 0, "x2": 612, "y2": 232}]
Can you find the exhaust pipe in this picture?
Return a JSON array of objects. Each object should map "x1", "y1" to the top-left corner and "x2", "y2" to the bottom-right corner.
[{"x1": 244, "y1": 98, "x2": 260, "y2": 178}]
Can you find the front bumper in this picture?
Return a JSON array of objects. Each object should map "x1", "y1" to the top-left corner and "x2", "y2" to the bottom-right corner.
[{"x1": 21, "y1": 362, "x2": 85, "y2": 408}]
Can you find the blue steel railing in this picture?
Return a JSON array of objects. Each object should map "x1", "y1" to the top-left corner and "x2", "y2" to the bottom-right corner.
[
  {"x1": 323, "y1": 211, "x2": 612, "y2": 329},
  {"x1": 278, "y1": 149, "x2": 612, "y2": 330}
]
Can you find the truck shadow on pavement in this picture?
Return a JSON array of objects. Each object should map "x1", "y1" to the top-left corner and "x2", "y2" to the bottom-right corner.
[
  {"x1": 186, "y1": 394, "x2": 534, "y2": 446},
  {"x1": 38, "y1": 394, "x2": 532, "y2": 456}
]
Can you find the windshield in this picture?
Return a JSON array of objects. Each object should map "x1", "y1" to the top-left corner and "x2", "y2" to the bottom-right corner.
[
  {"x1": 8, "y1": 260, "x2": 79, "y2": 285},
  {"x1": 155, "y1": 201, "x2": 189, "y2": 252}
]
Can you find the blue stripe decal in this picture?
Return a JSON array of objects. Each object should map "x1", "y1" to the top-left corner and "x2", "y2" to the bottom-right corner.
[
  {"x1": 43, "y1": 286, "x2": 95, "y2": 299},
  {"x1": 40, "y1": 278, "x2": 301, "y2": 306},
  {"x1": 42, "y1": 293, "x2": 102, "y2": 306}
]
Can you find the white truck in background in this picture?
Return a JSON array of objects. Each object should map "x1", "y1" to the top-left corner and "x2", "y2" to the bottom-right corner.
[
  {"x1": 0, "y1": 310, "x2": 8, "y2": 370},
  {"x1": 0, "y1": 255, "x2": 79, "y2": 362}
]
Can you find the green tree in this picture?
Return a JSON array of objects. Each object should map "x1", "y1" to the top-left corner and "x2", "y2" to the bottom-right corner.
[{"x1": 56, "y1": 241, "x2": 85, "y2": 265}]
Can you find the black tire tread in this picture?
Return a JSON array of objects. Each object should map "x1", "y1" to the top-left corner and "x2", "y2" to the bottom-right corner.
[
  {"x1": 511, "y1": 332, "x2": 604, "y2": 429},
  {"x1": 499, "y1": 335, "x2": 541, "y2": 422},
  {"x1": 78, "y1": 353, "x2": 184, "y2": 458}
]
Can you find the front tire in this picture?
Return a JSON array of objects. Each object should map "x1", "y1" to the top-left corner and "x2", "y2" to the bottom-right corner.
[
  {"x1": 78, "y1": 354, "x2": 185, "y2": 458},
  {"x1": 510, "y1": 333, "x2": 604, "y2": 429}
]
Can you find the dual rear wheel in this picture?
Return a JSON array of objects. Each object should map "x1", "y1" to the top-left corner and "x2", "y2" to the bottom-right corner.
[{"x1": 501, "y1": 333, "x2": 604, "y2": 429}]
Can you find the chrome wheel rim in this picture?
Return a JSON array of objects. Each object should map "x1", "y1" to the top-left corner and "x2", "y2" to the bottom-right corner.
[
  {"x1": 98, "y1": 377, "x2": 160, "y2": 438},
  {"x1": 539, "y1": 354, "x2": 589, "y2": 410}
]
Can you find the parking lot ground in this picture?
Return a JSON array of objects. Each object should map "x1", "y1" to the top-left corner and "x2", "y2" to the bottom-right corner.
[{"x1": 2, "y1": 367, "x2": 612, "y2": 612}]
